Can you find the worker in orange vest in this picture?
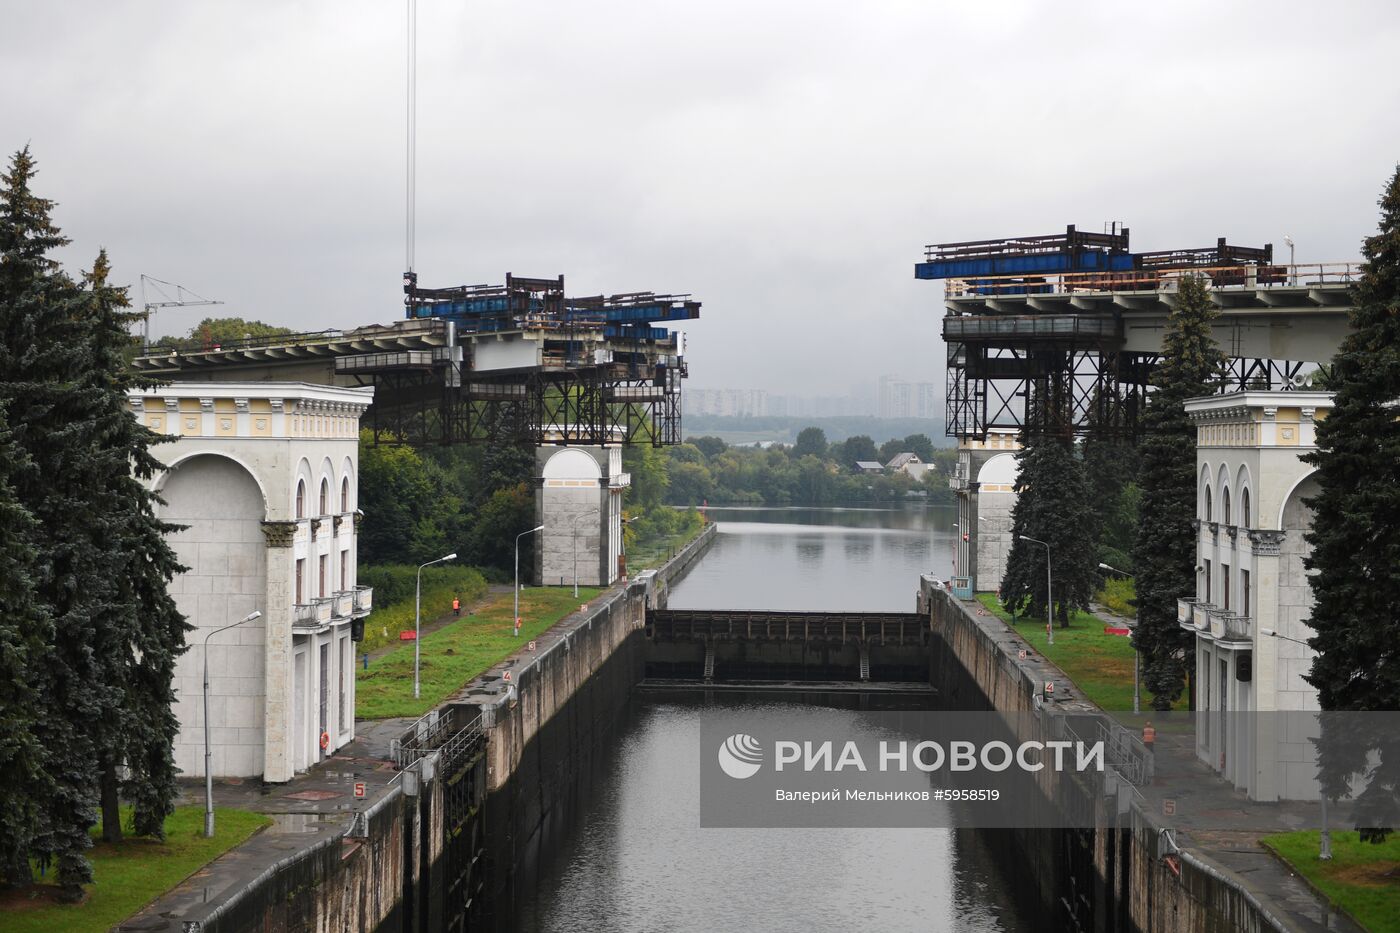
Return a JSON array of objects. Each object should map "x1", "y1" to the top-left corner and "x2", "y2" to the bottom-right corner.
[
  {"x1": 452, "y1": 595, "x2": 461, "y2": 617},
  {"x1": 1143, "y1": 721, "x2": 1156, "y2": 755}
]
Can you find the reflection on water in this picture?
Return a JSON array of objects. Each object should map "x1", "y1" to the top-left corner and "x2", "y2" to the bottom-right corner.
[
  {"x1": 516, "y1": 697, "x2": 1025, "y2": 933},
  {"x1": 516, "y1": 505, "x2": 1026, "y2": 933},
  {"x1": 669, "y1": 505, "x2": 958, "y2": 612}
]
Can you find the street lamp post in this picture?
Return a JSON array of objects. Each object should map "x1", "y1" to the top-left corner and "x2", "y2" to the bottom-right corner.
[
  {"x1": 515, "y1": 525, "x2": 545, "y2": 636},
  {"x1": 1020, "y1": 535, "x2": 1053, "y2": 646},
  {"x1": 1262, "y1": 627, "x2": 1331, "y2": 860},
  {"x1": 415, "y1": 552, "x2": 457, "y2": 699},
  {"x1": 204, "y1": 609, "x2": 261, "y2": 838},
  {"x1": 571, "y1": 510, "x2": 600, "y2": 598},
  {"x1": 1099, "y1": 561, "x2": 1139, "y2": 713}
]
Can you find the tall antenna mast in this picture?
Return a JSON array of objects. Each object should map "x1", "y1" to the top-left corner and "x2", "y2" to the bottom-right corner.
[{"x1": 406, "y1": 0, "x2": 417, "y2": 275}]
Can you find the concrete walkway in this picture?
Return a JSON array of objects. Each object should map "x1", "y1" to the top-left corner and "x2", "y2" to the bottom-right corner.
[
  {"x1": 1081, "y1": 601, "x2": 1358, "y2": 930},
  {"x1": 1133, "y1": 725, "x2": 1362, "y2": 933},
  {"x1": 116, "y1": 719, "x2": 414, "y2": 931},
  {"x1": 116, "y1": 580, "x2": 622, "y2": 931}
]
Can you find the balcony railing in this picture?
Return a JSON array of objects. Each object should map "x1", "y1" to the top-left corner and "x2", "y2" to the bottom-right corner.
[
  {"x1": 353, "y1": 585, "x2": 373, "y2": 616},
  {"x1": 1177, "y1": 597, "x2": 1196, "y2": 626},
  {"x1": 293, "y1": 598, "x2": 334, "y2": 632},
  {"x1": 1214, "y1": 612, "x2": 1253, "y2": 645},
  {"x1": 331, "y1": 591, "x2": 353, "y2": 620},
  {"x1": 1191, "y1": 602, "x2": 1215, "y2": 631}
]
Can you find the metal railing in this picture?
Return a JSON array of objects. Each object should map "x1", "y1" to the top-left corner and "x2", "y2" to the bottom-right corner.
[
  {"x1": 292, "y1": 598, "x2": 334, "y2": 631},
  {"x1": 945, "y1": 262, "x2": 1362, "y2": 300},
  {"x1": 393, "y1": 710, "x2": 484, "y2": 771},
  {"x1": 1065, "y1": 715, "x2": 1153, "y2": 786}
]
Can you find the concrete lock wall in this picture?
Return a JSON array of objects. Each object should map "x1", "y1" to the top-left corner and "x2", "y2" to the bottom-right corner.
[
  {"x1": 922, "y1": 579, "x2": 1294, "y2": 933},
  {"x1": 174, "y1": 525, "x2": 716, "y2": 933}
]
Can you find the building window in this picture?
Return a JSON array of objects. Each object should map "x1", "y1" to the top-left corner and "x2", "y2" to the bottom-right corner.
[
  {"x1": 1204, "y1": 484, "x2": 1213, "y2": 522},
  {"x1": 1241, "y1": 488, "x2": 1251, "y2": 528},
  {"x1": 1222, "y1": 564, "x2": 1230, "y2": 611},
  {"x1": 296, "y1": 558, "x2": 305, "y2": 604},
  {"x1": 1242, "y1": 569, "x2": 1251, "y2": 618},
  {"x1": 1204, "y1": 559, "x2": 1212, "y2": 603},
  {"x1": 319, "y1": 478, "x2": 330, "y2": 517},
  {"x1": 339, "y1": 636, "x2": 349, "y2": 736},
  {"x1": 340, "y1": 550, "x2": 349, "y2": 591},
  {"x1": 341, "y1": 475, "x2": 351, "y2": 513},
  {"x1": 296, "y1": 479, "x2": 307, "y2": 519},
  {"x1": 1222, "y1": 487, "x2": 1231, "y2": 526},
  {"x1": 319, "y1": 554, "x2": 328, "y2": 598}
]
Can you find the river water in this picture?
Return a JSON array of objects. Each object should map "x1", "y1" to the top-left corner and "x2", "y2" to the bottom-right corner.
[{"x1": 514, "y1": 505, "x2": 1029, "y2": 933}]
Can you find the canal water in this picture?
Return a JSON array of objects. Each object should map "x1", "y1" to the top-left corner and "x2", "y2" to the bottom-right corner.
[{"x1": 514, "y1": 505, "x2": 1029, "y2": 933}]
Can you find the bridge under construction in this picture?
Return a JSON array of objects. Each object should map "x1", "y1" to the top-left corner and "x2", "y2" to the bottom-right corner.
[
  {"x1": 133, "y1": 272, "x2": 700, "y2": 448},
  {"x1": 916, "y1": 226, "x2": 1356, "y2": 440}
]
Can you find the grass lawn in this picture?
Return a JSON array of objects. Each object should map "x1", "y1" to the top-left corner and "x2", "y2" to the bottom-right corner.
[
  {"x1": 1261, "y1": 830, "x2": 1400, "y2": 933},
  {"x1": 0, "y1": 806, "x2": 269, "y2": 933},
  {"x1": 976, "y1": 593, "x2": 1144, "y2": 711},
  {"x1": 356, "y1": 585, "x2": 603, "y2": 719}
]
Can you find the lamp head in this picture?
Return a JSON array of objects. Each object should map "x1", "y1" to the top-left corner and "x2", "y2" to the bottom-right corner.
[{"x1": 241, "y1": 610, "x2": 262, "y2": 623}]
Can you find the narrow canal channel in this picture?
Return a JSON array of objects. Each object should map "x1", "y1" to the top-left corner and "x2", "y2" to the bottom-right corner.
[{"x1": 512, "y1": 505, "x2": 1031, "y2": 933}]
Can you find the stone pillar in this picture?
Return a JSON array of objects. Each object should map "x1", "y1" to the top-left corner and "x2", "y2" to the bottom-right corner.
[
  {"x1": 1247, "y1": 529, "x2": 1285, "y2": 802},
  {"x1": 261, "y1": 520, "x2": 298, "y2": 784}
]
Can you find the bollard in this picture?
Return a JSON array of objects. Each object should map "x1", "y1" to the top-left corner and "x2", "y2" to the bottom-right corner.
[{"x1": 362, "y1": 653, "x2": 369, "y2": 670}]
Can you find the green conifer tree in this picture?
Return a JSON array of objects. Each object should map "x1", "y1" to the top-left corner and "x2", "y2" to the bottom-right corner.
[
  {"x1": 0, "y1": 403, "x2": 52, "y2": 884},
  {"x1": 999, "y1": 423, "x2": 1099, "y2": 627},
  {"x1": 81, "y1": 251, "x2": 189, "y2": 840},
  {"x1": 1132, "y1": 274, "x2": 1224, "y2": 711},
  {"x1": 0, "y1": 148, "x2": 188, "y2": 893},
  {"x1": 0, "y1": 147, "x2": 108, "y2": 894},
  {"x1": 1302, "y1": 166, "x2": 1400, "y2": 842}
]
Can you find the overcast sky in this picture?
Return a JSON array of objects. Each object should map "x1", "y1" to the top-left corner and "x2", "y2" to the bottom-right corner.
[{"x1": 5, "y1": 1, "x2": 1399, "y2": 395}]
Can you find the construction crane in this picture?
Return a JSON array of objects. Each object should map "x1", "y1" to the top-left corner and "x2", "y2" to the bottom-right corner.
[{"x1": 139, "y1": 274, "x2": 223, "y2": 351}]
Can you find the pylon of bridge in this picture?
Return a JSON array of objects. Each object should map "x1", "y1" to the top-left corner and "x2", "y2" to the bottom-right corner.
[{"x1": 535, "y1": 446, "x2": 629, "y2": 588}]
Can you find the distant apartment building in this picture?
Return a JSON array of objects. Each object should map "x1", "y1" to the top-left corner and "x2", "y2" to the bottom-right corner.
[
  {"x1": 1180, "y1": 391, "x2": 1330, "y2": 802},
  {"x1": 686, "y1": 388, "x2": 768, "y2": 417},
  {"x1": 878, "y1": 374, "x2": 940, "y2": 419}
]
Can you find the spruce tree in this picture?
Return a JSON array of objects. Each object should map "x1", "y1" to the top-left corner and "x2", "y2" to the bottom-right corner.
[
  {"x1": 0, "y1": 403, "x2": 52, "y2": 884},
  {"x1": 1132, "y1": 274, "x2": 1224, "y2": 711},
  {"x1": 1302, "y1": 166, "x2": 1400, "y2": 841},
  {"x1": 999, "y1": 428, "x2": 1099, "y2": 627},
  {"x1": 0, "y1": 149, "x2": 188, "y2": 892},
  {"x1": 81, "y1": 251, "x2": 189, "y2": 840},
  {"x1": 0, "y1": 146, "x2": 108, "y2": 894}
]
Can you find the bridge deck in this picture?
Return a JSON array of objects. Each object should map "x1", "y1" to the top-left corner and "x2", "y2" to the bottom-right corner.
[{"x1": 646, "y1": 609, "x2": 928, "y2": 645}]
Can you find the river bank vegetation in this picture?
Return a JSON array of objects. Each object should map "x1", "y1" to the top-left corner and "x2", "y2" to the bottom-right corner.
[{"x1": 657, "y1": 429, "x2": 957, "y2": 507}]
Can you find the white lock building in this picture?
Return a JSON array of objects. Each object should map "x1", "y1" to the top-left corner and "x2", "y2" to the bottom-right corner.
[
  {"x1": 1179, "y1": 390, "x2": 1330, "y2": 802},
  {"x1": 129, "y1": 382, "x2": 375, "y2": 783}
]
